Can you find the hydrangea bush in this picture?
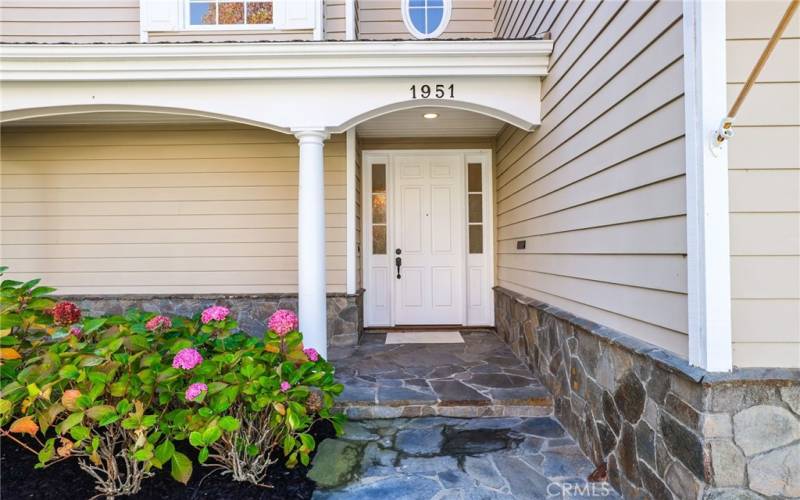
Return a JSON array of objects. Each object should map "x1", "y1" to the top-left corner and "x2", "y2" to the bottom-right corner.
[{"x1": 0, "y1": 268, "x2": 344, "y2": 496}]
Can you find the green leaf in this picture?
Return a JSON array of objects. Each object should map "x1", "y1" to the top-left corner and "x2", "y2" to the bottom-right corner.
[
  {"x1": 75, "y1": 395, "x2": 93, "y2": 410},
  {"x1": 82, "y1": 318, "x2": 107, "y2": 335},
  {"x1": 121, "y1": 416, "x2": 140, "y2": 430},
  {"x1": 58, "y1": 364, "x2": 80, "y2": 380},
  {"x1": 0, "y1": 398, "x2": 12, "y2": 416},
  {"x1": 141, "y1": 415, "x2": 157, "y2": 428},
  {"x1": 169, "y1": 339, "x2": 194, "y2": 353},
  {"x1": 246, "y1": 444, "x2": 259, "y2": 457},
  {"x1": 99, "y1": 414, "x2": 120, "y2": 427},
  {"x1": 198, "y1": 446, "x2": 209, "y2": 464},
  {"x1": 299, "y1": 433, "x2": 315, "y2": 452},
  {"x1": 283, "y1": 434, "x2": 295, "y2": 454},
  {"x1": 116, "y1": 399, "x2": 131, "y2": 415},
  {"x1": 285, "y1": 409, "x2": 300, "y2": 430},
  {"x1": 109, "y1": 381, "x2": 128, "y2": 397},
  {"x1": 218, "y1": 416, "x2": 240, "y2": 432},
  {"x1": 28, "y1": 298, "x2": 55, "y2": 311},
  {"x1": 189, "y1": 431, "x2": 204, "y2": 448},
  {"x1": 170, "y1": 452, "x2": 193, "y2": 484},
  {"x1": 30, "y1": 286, "x2": 57, "y2": 298},
  {"x1": 21, "y1": 278, "x2": 41, "y2": 290},
  {"x1": 79, "y1": 356, "x2": 105, "y2": 367},
  {"x1": 154, "y1": 440, "x2": 175, "y2": 465},
  {"x1": 37, "y1": 438, "x2": 55, "y2": 465},
  {"x1": 201, "y1": 425, "x2": 222, "y2": 445},
  {"x1": 134, "y1": 448, "x2": 153, "y2": 461},
  {"x1": 56, "y1": 411, "x2": 84, "y2": 435},
  {"x1": 26, "y1": 383, "x2": 41, "y2": 398},
  {"x1": 300, "y1": 451, "x2": 310, "y2": 466},
  {"x1": 69, "y1": 425, "x2": 90, "y2": 442},
  {"x1": 87, "y1": 371, "x2": 107, "y2": 384},
  {"x1": 86, "y1": 405, "x2": 116, "y2": 421}
]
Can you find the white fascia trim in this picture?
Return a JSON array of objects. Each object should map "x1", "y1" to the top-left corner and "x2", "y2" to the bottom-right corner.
[
  {"x1": 346, "y1": 128, "x2": 357, "y2": 294},
  {"x1": 682, "y1": 0, "x2": 733, "y2": 372},
  {"x1": 0, "y1": 40, "x2": 552, "y2": 81}
]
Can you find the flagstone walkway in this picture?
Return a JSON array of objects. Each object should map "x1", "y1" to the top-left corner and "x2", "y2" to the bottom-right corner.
[
  {"x1": 329, "y1": 331, "x2": 553, "y2": 418},
  {"x1": 310, "y1": 417, "x2": 620, "y2": 499}
]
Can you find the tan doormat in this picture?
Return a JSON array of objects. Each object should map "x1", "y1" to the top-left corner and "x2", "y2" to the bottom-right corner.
[{"x1": 384, "y1": 331, "x2": 464, "y2": 344}]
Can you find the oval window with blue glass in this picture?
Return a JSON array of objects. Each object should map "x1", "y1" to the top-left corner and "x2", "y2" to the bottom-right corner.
[{"x1": 402, "y1": 0, "x2": 452, "y2": 39}]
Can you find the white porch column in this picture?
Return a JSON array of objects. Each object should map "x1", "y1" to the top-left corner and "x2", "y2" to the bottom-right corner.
[{"x1": 293, "y1": 128, "x2": 329, "y2": 358}]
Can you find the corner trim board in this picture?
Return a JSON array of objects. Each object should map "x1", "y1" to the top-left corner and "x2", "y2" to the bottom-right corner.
[{"x1": 682, "y1": 0, "x2": 733, "y2": 372}]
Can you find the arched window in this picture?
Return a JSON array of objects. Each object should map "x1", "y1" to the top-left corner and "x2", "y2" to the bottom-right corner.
[{"x1": 402, "y1": 0, "x2": 452, "y2": 39}]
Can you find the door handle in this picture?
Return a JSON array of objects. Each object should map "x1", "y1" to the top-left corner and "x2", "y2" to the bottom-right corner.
[{"x1": 395, "y1": 248, "x2": 402, "y2": 279}]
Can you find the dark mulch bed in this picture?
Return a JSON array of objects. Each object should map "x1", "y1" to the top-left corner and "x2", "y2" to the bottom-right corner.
[{"x1": 1, "y1": 421, "x2": 335, "y2": 500}]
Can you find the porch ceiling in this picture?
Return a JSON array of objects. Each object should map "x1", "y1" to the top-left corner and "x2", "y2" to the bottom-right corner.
[{"x1": 356, "y1": 107, "x2": 505, "y2": 138}]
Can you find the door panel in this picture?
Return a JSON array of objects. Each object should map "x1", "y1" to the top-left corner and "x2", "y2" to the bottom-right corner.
[{"x1": 393, "y1": 154, "x2": 465, "y2": 325}]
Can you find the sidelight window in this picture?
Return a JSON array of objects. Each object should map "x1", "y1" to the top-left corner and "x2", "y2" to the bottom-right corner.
[
  {"x1": 467, "y1": 162, "x2": 483, "y2": 254},
  {"x1": 372, "y1": 164, "x2": 387, "y2": 254}
]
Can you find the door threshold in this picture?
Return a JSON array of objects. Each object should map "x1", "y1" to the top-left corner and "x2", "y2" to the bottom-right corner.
[{"x1": 365, "y1": 325, "x2": 494, "y2": 333}]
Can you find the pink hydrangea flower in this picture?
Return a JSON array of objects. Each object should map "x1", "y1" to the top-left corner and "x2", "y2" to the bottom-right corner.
[
  {"x1": 185, "y1": 383, "x2": 208, "y2": 402},
  {"x1": 268, "y1": 309, "x2": 299, "y2": 337},
  {"x1": 201, "y1": 305, "x2": 230, "y2": 324},
  {"x1": 280, "y1": 381, "x2": 291, "y2": 393},
  {"x1": 69, "y1": 325, "x2": 83, "y2": 338},
  {"x1": 172, "y1": 348, "x2": 203, "y2": 370},
  {"x1": 303, "y1": 347, "x2": 319, "y2": 362},
  {"x1": 145, "y1": 315, "x2": 172, "y2": 332}
]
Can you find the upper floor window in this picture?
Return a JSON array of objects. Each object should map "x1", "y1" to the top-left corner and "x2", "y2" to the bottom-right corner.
[
  {"x1": 402, "y1": 0, "x2": 451, "y2": 39},
  {"x1": 188, "y1": 0, "x2": 273, "y2": 28}
]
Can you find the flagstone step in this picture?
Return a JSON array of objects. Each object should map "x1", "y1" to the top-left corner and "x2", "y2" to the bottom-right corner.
[{"x1": 329, "y1": 331, "x2": 554, "y2": 419}]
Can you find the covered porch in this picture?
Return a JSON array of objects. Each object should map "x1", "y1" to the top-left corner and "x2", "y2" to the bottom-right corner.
[{"x1": 0, "y1": 39, "x2": 552, "y2": 358}]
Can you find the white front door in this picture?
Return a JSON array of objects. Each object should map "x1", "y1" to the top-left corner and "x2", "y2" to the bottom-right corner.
[
  {"x1": 392, "y1": 153, "x2": 465, "y2": 325},
  {"x1": 363, "y1": 150, "x2": 493, "y2": 328}
]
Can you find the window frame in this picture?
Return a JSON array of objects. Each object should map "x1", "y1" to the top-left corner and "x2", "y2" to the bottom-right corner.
[
  {"x1": 184, "y1": 0, "x2": 276, "y2": 31},
  {"x1": 401, "y1": 0, "x2": 452, "y2": 40}
]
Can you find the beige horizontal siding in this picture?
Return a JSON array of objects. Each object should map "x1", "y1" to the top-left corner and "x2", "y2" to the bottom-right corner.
[
  {"x1": 493, "y1": 0, "x2": 689, "y2": 357},
  {"x1": 357, "y1": 0, "x2": 494, "y2": 40},
  {"x1": 0, "y1": 0, "x2": 315, "y2": 43},
  {"x1": 326, "y1": 0, "x2": 346, "y2": 40},
  {"x1": 0, "y1": 0, "x2": 139, "y2": 42},
  {"x1": 0, "y1": 124, "x2": 347, "y2": 295},
  {"x1": 727, "y1": 0, "x2": 800, "y2": 368}
]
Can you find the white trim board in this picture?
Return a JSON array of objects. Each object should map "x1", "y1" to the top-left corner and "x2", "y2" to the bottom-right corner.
[
  {"x1": 682, "y1": 0, "x2": 733, "y2": 372},
  {"x1": 345, "y1": 0, "x2": 356, "y2": 41},
  {"x1": 346, "y1": 128, "x2": 357, "y2": 294},
  {"x1": 0, "y1": 40, "x2": 551, "y2": 81}
]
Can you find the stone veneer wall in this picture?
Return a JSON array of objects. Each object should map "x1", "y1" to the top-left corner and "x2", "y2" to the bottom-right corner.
[
  {"x1": 495, "y1": 287, "x2": 800, "y2": 499},
  {"x1": 64, "y1": 291, "x2": 364, "y2": 347}
]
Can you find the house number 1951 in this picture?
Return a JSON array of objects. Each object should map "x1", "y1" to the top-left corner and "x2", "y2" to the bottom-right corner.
[{"x1": 410, "y1": 84, "x2": 455, "y2": 99}]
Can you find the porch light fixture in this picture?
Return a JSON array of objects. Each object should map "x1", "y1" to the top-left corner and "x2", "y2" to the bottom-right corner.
[{"x1": 423, "y1": 112, "x2": 439, "y2": 119}]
